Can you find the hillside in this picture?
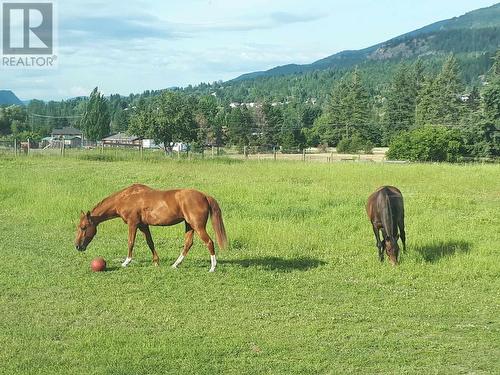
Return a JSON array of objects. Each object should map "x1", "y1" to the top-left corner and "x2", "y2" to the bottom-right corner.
[
  {"x1": 234, "y1": 3, "x2": 500, "y2": 81},
  {"x1": 0, "y1": 90, "x2": 23, "y2": 106}
]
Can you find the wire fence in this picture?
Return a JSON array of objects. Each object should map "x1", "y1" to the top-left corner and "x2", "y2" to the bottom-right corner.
[{"x1": 0, "y1": 140, "x2": 391, "y2": 163}]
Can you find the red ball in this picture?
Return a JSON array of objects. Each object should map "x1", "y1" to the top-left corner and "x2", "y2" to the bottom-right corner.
[{"x1": 90, "y1": 257, "x2": 106, "y2": 272}]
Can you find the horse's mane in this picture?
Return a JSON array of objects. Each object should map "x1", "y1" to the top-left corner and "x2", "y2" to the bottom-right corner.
[
  {"x1": 91, "y1": 186, "x2": 130, "y2": 212},
  {"x1": 91, "y1": 184, "x2": 152, "y2": 213}
]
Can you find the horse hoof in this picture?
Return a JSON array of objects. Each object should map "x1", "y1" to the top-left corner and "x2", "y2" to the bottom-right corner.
[
  {"x1": 153, "y1": 262, "x2": 159, "y2": 267},
  {"x1": 209, "y1": 268, "x2": 216, "y2": 273},
  {"x1": 121, "y1": 257, "x2": 132, "y2": 267},
  {"x1": 171, "y1": 264, "x2": 178, "y2": 269}
]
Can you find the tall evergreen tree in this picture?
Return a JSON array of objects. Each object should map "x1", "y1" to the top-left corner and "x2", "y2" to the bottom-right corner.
[
  {"x1": 329, "y1": 68, "x2": 370, "y2": 140},
  {"x1": 434, "y1": 55, "x2": 464, "y2": 126},
  {"x1": 416, "y1": 55, "x2": 464, "y2": 127},
  {"x1": 80, "y1": 87, "x2": 111, "y2": 141},
  {"x1": 383, "y1": 63, "x2": 418, "y2": 143},
  {"x1": 227, "y1": 107, "x2": 253, "y2": 147},
  {"x1": 479, "y1": 50, "x2": 500, "y2": 156},
  {"x1": 258, "y1": 102, "x2": 283, "y2": 147}
]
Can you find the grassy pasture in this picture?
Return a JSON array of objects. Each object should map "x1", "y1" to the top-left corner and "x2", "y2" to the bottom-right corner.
[{"x1": 0, "y1": 155, "x2": 499, "y2": 374}]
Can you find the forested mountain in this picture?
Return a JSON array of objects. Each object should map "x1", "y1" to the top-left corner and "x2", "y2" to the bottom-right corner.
[
  {"x1": 0, "y1": 90, "x2": 23, "y2": 106},
  {"x1": 234, "y1": 3, "x2": 500, "y2": 82}
]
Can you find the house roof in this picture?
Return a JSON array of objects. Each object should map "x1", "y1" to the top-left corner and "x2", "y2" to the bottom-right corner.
[
  {"x1": 102, "y1": 132, "x2": 141, "y2": 142},
  {"x1": 51, "y1": 126, "x2": 83, "y2": 136}
]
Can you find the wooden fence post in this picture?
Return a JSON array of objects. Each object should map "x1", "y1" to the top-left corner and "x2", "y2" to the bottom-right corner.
[
  {"x1": 27, "y1": 138, "x2": 30, "y2": 155},
  {"x1": 302, "y1": 149, "x2": 306, "y2": 161},
  {"x1": 14, "y1": 139, "x2": 17, "y2": 157},
  {"x1": 273, "y1": 147, "x2": 277, "y2": 161}
]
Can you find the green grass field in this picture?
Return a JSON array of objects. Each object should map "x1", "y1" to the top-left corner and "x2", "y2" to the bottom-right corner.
[{"x1": 0, "y1": 155, "x2": 499, "y2": 374}]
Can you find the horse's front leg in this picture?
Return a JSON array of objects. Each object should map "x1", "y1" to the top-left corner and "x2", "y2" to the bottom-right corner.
[{"x1": 122, "y1": 224, "x2": 138, "y2": 267}]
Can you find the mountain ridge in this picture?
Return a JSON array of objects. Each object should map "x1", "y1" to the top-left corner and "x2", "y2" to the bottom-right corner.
[
  {"x1": 233, "y1": 3, "x2": 500, "y2": 82},
  {"x1": 0, "y1": 90, "x2": 24, "y2": 106}
]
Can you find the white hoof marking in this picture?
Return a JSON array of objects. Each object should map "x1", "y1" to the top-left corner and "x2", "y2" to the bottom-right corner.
[
  {"x1": 210, "y1": 254, "x2": 217, "y2": 273},
  {"x1": 172, "y1": 254, "x2": 185, "y2": 269},
  {"x1": 121, "y1": 257, "x2": 132, "y2": 267}
]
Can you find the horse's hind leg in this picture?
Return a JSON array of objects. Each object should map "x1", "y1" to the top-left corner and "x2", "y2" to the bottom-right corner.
[
  {"x1": 172, "y1": 222, "x2": 194, "y2": 269},
  {"x1": 195, "y1": 227, "x2": 216, "y2": 272},
  {"x1": 372, "y1": 224, "x2": 384, "y2": 262},
  {"x1": 399, "y1": 219, "x2": 406, "y2": 252},
  {"x1": 139, "y1": 225, "x2": 159, "y2": 266}
]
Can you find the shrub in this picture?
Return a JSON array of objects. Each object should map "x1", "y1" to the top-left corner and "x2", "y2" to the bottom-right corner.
[
  {"x1": 387, "y1": 125, "x2": 465, "y2": 162},
  {"x1": 363, "y1": 140, "x2": 374, "y2": 154},
  {"x1": 336, "y1": 134, "x2": 372, "y2": 154}
]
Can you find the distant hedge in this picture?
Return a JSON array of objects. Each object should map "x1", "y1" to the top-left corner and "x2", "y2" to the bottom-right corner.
[{"x1": 387, "y1": 125, "x2": 465, "y2": 162}]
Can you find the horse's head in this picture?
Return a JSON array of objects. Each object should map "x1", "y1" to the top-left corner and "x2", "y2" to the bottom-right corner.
[
  {"x1": 384, "y1": 234, "x2": 400, "y2": 266},
  {"x1": 75, "y1": 211, "x2": 97, "y2": 251}
]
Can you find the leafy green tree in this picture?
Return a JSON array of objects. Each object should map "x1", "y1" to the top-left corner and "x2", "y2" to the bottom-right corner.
[
  {"x1": 129, "y1": 92, "x2": 197, "y2": 152},
  {"x1": 195, "y1": 95, "x2": 219, "y2": 147},
  {"x1": 128, "y1": 98, "x2": 156, "y2": 139},
  {"x1": 152, "y1": 92, "x2": 197, "y2": 152},
  {"x1": 308, "y1": 112, "x2": 342, "y2": 146},
  {"x1": 0, "y1": 106, "x2": 27, "y2": 135},
  {"x1": 80, "y1": 87, "x2": 111, "y2": 141},
  {"x1": 111, "y1": 107, "x2": 129, "y2": 133}
]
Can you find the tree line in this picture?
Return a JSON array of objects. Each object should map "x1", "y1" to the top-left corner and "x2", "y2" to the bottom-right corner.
[{"x1": 1, "y1": 51, "x2": 498, "y2": 159}]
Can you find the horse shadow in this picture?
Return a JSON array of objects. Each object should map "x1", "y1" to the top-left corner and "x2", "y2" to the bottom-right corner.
[
  {"x1": 414, "y1": 240, "x2": 471, "y2": 263},
  {"x1": 220, "y1": 256, "x2": 327, "y2": 272}
]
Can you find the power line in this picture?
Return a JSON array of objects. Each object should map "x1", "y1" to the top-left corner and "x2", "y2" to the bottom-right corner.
[{"x1": 28, "y1": 113, "x2": 83, "y2": 119}]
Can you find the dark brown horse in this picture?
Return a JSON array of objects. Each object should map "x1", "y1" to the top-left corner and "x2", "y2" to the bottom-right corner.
[
  {"x1": 75, "y1": 184, "x2": 228, "y2": 272},
  {"x1": 366, "y1": 186, "x2": 406, "y2": 265}
]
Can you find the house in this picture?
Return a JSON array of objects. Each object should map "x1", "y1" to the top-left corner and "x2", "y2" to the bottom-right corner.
[
  {"x1": 50, "y1": 126, "x2": 83, "y2": 148},
  {"x1": 102, "y1": 133, "x2": 142, "y2": 147},
  {"x1": 51, "y1": 126, "x2": 83, "y2": 138}
]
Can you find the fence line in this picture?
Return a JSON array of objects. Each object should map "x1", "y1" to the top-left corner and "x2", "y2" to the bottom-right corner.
[{"x1": 0, "y1": 143, "x2": 392, "y2": 163}]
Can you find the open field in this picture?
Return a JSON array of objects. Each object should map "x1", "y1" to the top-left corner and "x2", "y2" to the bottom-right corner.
[{"x1": 0, "y1": 156, "x2": 499, "y2": 374}]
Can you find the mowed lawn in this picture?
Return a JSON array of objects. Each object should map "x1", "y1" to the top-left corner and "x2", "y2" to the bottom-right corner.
[{"x1": 0, "y1": 156, "x2": 499, "y2": 375}]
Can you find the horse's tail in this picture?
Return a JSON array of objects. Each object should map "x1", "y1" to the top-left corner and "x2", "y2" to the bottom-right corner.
[
  {"x1": 380, "y1": 188, "x2": 394, "y2": 240},
  {"x1": 206, "y1": 196, "x2": 228, "y2": 249}
]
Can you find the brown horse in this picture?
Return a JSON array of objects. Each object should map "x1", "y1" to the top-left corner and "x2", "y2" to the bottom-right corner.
[
  {"x1": 75, "y1": 184, "x2": 228, "y2": 272},
  {"x1": 366, "y1": 186, "x2": 406, "y2": 265}
]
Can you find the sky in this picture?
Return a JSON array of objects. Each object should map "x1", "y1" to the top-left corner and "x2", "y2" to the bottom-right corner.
[{"x1": 2, "y1": 0, "x2": 499, "y2": 100}]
